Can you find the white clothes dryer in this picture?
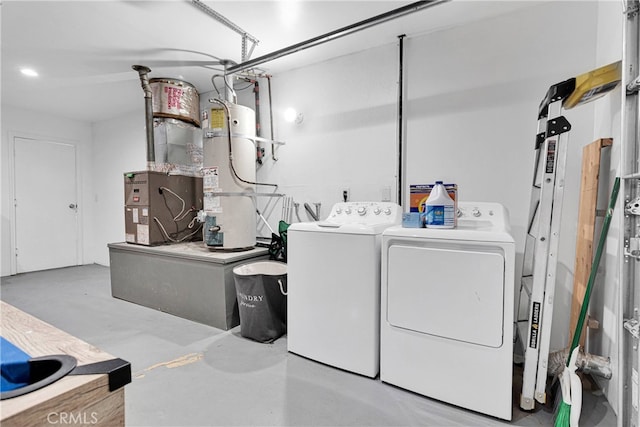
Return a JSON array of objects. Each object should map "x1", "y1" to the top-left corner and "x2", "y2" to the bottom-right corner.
[
  {"x1": 380, "y1": 202, "x2": 515, "y2": 420},
  {"x1": 287, "y1": 202, "x2": 401, "y2": 378}
]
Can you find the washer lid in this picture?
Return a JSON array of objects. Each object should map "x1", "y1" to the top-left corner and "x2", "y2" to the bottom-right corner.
[
  {"x1": 386, "y1": 244, "x2": 505, "y2": 348},
  {"x1": 289, "y1": 202, "x2": 402, "y2": 235}
]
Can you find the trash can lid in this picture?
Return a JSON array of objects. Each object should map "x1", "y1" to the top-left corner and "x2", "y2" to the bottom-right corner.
[{"x1": 233, "y1": 261, "x2": 287, "y2": 276}]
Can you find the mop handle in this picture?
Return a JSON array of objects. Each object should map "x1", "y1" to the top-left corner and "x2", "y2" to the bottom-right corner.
[{"x1": 567, "y1": 177, "x2": 620, "y2": 365}]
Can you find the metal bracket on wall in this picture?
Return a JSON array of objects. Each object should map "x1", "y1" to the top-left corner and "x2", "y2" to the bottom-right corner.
[
  {"x1": 626, "y1": 196, "x2": 640, "y2": 215},
  {"x1": 626, "y1": 1, "x2": 640, "y2": 18},
  {"x1": 625, "y1": 315, "x2": 640, "y2": 341},
  {"x1": 204, "y1": 130, "x2": 286, "y2": 147},
  {"x1": 627, "y1": 74, "x2": 640, "y2": 94},
  {"x1": 191, "y1": 0, "x2": 259, "y2": 62},
  {"x1": 625, "y1": 237, "x2": 640, "y2": 261}
]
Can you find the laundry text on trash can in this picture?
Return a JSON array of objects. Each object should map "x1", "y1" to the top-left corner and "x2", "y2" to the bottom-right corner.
[{"x1": 238, "y1": 292, "x2": 264, "y2": 307}]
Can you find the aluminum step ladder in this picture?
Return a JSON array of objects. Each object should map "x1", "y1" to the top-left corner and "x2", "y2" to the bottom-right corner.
[
  {"x1": 518, "y1": 79, "x2": 575, "y2": 410},
  {"x1": 517, "y1": 61, "x2": 622, "y2": 410}
]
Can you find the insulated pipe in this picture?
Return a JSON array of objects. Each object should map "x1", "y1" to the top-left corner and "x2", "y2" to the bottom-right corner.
[
  {"x1": 225, "y1": 0, "x2": 450, "y2": 75},
  {"x1": 241, "y1": 77, "x2": 264, "y2": 164},
  {"x1": 397, "y1": 34, "x2": 406, "y2": 207},
  {"x1": 220, "y1": 61, "x2": 238, "y2": 104},
  {"x1": 547, "y1": 347, "x2": 612, "y2": 379},
  {"x1": 252, "y1": 79, "x2": 263, "y2": 164},
  {"x1": 132, "y1": 65, "x2": 155, "y2": 167},
  {"x1": 266, "y1": 75, "x2": 278, "y2": 161},
  {"x1": 225, "y1": 74, "x2": 237, "y2": 103},
  {"x1": 304, "y1": 203, "x2": 319, "y2": 221}
]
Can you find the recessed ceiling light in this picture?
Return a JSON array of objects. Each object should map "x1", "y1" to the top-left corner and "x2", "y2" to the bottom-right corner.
[{"x1": 20, "y1": 68, "x2": 39, "y2": 77}]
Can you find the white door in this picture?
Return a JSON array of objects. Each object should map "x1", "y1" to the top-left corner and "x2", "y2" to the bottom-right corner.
[{"x1": 14, "y1": 137, "x2": 79, "y2": 273}]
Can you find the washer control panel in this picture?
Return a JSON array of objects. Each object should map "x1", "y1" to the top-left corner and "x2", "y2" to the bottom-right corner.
[{"x1": 327, "y1": 202, "x2": 402, "y2": 225}]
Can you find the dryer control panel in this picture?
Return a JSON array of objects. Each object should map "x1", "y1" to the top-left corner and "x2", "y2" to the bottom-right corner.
[
  {"x1": 325, "y1": 202, "x2": 402, "y2": 225},
  {"x1": 456, "y1": 202, "x2": 510, "y2": 232}
]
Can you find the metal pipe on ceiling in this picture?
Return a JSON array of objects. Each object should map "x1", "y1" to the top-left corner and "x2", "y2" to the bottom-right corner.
[{"x1": 225, "y1": 0, "x2": 450, "y2": 75}]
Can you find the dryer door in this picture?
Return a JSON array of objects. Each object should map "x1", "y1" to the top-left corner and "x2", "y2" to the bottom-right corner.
[{"x1": 386, "y1": 244, "x2": 505, "y2": 348}]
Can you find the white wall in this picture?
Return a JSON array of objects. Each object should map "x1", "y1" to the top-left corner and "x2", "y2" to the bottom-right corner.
[
  {"x1": 588, "y1": 0, "x2": 624, "y2": 410},
  {"x1": 91, "y1": 109, "x2": 146, "y2": 266},
  {"x1": 250, "y1": 41, "x2": 400, "y2": 236},
  {"x1": 1, "y1": 106, "x2": 94, "y2": 277}
]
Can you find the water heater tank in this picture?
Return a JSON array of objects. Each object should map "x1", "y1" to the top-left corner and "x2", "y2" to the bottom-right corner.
[{"x1": 202, "y1": 102, "x2": 256, "y2": 251}]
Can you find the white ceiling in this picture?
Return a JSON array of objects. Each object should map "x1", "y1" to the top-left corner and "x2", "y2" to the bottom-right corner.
[{"x1": 1, "y1": 0, "x2": 545, "y2": 123}]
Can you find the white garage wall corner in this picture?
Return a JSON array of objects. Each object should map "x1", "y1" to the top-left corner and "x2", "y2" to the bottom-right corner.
[
  {"x1": 1, "y1": 106, "x2": 95, "y2": 277},
  {"x1": 91, "y1": 108, "x2": 146, "y2": 266},
  {"x1": 584, "y1": 0, "x2": 625, "y2": 412}
]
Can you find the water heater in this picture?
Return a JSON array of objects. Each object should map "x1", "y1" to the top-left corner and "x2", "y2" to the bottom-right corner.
[{"x1": 202, "y1": 101, "x2": 256, "y2": 251}]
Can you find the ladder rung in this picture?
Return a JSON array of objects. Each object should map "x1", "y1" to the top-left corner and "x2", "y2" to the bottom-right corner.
[
  {"x1": 516, "y1": 320, "x2": 530, "y2": 344},
  {"x1": 521, "y1": 276, "x2": 533, "y2": 296},
  {"x1": 529, "y1": 203, "x2": 540, "y2": 237}
]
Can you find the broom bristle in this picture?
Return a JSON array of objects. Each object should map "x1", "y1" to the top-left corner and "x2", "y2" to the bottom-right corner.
[{"x1": 555, "y1": 401, "x2": 572, "y2": 427}]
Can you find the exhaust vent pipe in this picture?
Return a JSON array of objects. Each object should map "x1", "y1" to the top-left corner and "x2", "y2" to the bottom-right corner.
[{"x1": 132, "y1": 65, "x2": 155, "y2": 169}]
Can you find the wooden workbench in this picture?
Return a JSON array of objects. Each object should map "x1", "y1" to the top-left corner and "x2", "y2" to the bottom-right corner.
[{"x1": 0, "y1": 301, "x2": 127, "y2": 426}]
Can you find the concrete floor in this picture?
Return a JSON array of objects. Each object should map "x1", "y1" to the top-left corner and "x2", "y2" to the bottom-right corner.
[{"x1": 1, "y1": 264, "x2": 617, "y2": 426}]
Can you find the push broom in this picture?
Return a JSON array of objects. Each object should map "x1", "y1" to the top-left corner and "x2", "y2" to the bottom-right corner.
[{"x1": 555, "y1": 177, "x2": 620, "y2": 427}]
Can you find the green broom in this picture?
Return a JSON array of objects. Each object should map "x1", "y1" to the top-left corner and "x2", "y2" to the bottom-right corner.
[{"x1": 555, "y1": 177, "x2": 620, "y2": 427}]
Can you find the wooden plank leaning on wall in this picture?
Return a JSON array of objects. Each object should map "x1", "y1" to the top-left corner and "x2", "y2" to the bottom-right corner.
[{"x1": 568, "y1": 138, "x2": 613, "y2": 347}]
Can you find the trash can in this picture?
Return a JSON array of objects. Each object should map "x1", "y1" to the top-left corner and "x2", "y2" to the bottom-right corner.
[{"x1": 232, "y1": 261, "x2": 287, "y2": 343}]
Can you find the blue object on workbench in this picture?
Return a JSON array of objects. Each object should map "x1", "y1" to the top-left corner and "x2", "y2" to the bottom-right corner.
[
  {"x1": 1, "y1": 337, "x2": 31, "y2": 392},
  {"x1": 1, "y1": 336, "x2": 77, "y2": 400},
  {"x1": 0, "y1": 335, "x2": 130, "y2": 401}
]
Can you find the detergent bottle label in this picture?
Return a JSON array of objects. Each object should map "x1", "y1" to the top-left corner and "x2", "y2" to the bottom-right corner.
[{"x1": 425, "y1": 205, "x2": 454, "y2": 227}]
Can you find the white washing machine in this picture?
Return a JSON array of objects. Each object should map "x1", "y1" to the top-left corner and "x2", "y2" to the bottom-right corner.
[
  {"x1": 380, "y1": 202, "x2": 515, "y2": 420},
  {"x1": 287, "y1": 202, "x2": 401, "y2": 378}
]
